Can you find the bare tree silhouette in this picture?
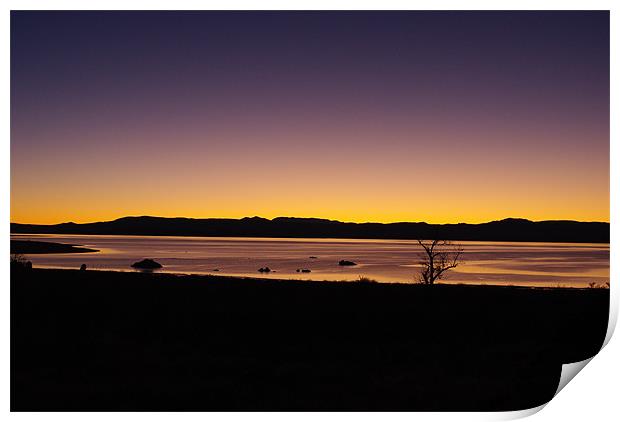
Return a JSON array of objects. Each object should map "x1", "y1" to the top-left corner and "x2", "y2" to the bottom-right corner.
[{"x1": 416, "y1": 239, "x2": 463, "y2": 285}]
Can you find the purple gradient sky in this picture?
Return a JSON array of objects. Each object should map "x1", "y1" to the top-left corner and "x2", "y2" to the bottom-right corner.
[{"x1": 11, "y1": 11, "x2": 609, "y2": 224}]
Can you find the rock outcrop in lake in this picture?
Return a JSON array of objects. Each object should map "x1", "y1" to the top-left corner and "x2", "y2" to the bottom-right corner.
[
  {"x1": 131, "y1": 259, "x2": 163, "y2": 269},
  {"x1": 339, "y1": 260, "x2": 357, "y2": 266}
]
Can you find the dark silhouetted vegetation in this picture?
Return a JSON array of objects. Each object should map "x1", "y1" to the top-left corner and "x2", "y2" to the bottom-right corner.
[
  {"x1": 588, "y1": 281, "x2": 610, "y2": 289},
  {"x1": 357, "y1": 276, "x2": 377, "y2": 283},
  {"x1": 416, "y1": 239, "x2": 463, "y2": 285},
  {"x1": 10, "y1": 254, "x2": 31, "y2": 271}
]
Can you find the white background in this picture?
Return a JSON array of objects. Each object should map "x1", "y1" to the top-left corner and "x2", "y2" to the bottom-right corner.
[{"x1": 1, "y1": 0, "x2": 617, "y2": 420}]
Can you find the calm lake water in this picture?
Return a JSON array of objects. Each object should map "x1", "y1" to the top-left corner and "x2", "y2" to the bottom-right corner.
[{"x1": 11, "y1": 234, "x2": 609, "y2": 287}]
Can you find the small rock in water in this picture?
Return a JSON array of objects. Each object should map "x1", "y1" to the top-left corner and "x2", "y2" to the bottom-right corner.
[
  {"x1": 212, "y1": 269, "x2": 220, "y2": 272},
  {"x1": 339, "y1": 260, "x2": 357, "y2": 266},
  {"x1": 80, "y1": 264, "x2": 87, "y2": 271},
  {"x1": 131, "y1": 259, "x2": 163, "y2": 269},
  {"x1": 258, "y1": 267, "x2": 271, "y2": 273},
  {"x1": 309, "y1": 256, "x2": 318, "y2": 259}
]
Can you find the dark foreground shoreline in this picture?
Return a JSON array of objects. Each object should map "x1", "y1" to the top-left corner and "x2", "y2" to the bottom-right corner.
[{"x1": 11, "y1": 268, "x2": 609, "y2": 411}]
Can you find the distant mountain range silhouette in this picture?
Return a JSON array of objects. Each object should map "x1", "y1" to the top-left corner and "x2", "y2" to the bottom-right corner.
[{"x1": 10, "y1": 216, "x2": 609, "y2": 243}]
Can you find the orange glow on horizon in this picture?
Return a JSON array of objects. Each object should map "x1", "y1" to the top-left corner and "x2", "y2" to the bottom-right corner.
[
  {"x1": 10, "y1": 133, "x2": 609, "y2": 225},
  {"x1": 10, "y1": 189, "x2": 610, "y2": 226},
  {"x1": 11, "y1": 143, "x2": 610, "y2": 225}
]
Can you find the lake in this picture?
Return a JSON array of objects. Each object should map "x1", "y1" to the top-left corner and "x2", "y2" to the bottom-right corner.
[{"x1": 10, "y1": 234, "x2": 609, "y2": 287}]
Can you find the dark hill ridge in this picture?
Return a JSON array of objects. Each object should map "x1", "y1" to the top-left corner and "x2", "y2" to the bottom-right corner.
[{"x1": 10, "y1": 216, "x2": 609, "y2": 243}]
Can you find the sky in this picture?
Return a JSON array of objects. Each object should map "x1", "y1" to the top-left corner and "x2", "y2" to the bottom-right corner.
[{"x1": 10, "y1": 11, "x2": 609, "y2": 224}]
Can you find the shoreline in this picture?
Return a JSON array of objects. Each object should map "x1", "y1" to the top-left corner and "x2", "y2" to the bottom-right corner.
[
  {"x1": 10, "y1": 239, "x2": 99, "y2": 254},
  {"x1": 18, "y1": 266, "x2": 602, "y2": 290}
]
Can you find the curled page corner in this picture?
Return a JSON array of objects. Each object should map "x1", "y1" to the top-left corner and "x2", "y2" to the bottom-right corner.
[
  {"x1": 602, "y1": 284, "x2": 618, "y2": 349},
  {"x1": 555, "y1": 357, "x2": 594, "y2": 396}
]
